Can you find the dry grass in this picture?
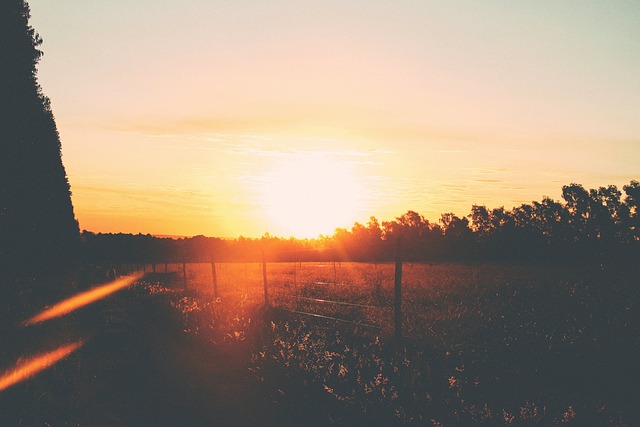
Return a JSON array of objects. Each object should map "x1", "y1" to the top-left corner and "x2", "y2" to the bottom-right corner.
[{"x1": 140, "y1": 261, "x2": 639, "y2": 426}]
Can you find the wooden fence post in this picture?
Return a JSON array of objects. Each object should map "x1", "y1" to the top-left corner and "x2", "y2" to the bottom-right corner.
[
  {"x1": 394, "y1": 236, "x2": 403, "y2": 342},
  {"x1": 210, "y1": 257, "x2": 218, "y2": 299},
  {"x1": 333, "y1": 246, "x2": 337, "y2": 285},
  {"x1": 182, "y1": 261, "x2": 187, "y2": 290},
  {"x1": 262, "y1": 250, "x2": 269, "y2": 306},
  {"x1": 293, "y1": 251, "x2": 299, "y2": 310}
]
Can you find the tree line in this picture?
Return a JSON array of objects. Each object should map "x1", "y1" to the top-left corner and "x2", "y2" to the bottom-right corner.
[{"x1": 82, "y1": 180, "x2": 639, "y2": 267}]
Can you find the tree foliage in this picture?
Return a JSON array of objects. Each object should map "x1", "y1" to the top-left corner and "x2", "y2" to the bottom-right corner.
[{"x1": 0, "y1": 0, "x2": 79, "y2": 277}]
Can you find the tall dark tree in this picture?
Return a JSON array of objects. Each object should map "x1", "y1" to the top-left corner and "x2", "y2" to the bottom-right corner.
[{"x1": 1, "y1": 0, "x2": 79, "y2": 276}]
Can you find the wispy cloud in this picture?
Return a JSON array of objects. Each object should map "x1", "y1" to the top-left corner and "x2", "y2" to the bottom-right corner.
[
  {"x1": 474, "y1": 179, "x2": 504, "y2": 183},
  {"x1": 72, "y1": 184, "x2": 219, "y2": 214}
]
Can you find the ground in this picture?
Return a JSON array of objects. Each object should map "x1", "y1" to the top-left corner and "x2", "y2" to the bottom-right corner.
[
  {"x1": 2, "y1": 263, "x2": 639, "y2": 426},
  {"x1": 1, "y1": 284, "x2": 298, "y2": 426}
]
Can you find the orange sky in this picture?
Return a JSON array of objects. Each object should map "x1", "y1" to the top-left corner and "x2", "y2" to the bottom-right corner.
[{"x1": 28, "y1": 1, "x2": 640, "y2": 238}]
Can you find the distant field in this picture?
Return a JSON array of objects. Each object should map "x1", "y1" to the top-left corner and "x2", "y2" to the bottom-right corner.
[
  {"x1": 136, "y1": 261, "x2": 637, "y2": 334},
  {"x1": 137, "y1": 261, "x2": 603, "y2": 338},
  {"x1": 134, "y1": 261, "x2": 639, "y2": 425},
  {"x1": 136, "y1": 261, "x2": 485, "y2": 334}
]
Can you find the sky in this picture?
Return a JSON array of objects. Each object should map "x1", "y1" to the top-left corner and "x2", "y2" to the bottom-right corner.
[{"x1": 28, "y1": 1, "x2": 640, "y2": 238}]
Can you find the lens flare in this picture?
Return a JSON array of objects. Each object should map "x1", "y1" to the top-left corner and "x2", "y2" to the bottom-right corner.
[
  {"x1": 23, "y1": 273, "x2": 143, "y2": 326},
  {"x1": 0, "y1": 340, "x2": 85, "y2": 392}
]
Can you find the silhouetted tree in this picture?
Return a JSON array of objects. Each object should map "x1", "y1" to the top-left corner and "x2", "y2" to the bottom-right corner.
[
  {"x1": 532, "y1": 196, "x2": 568, "y2": 243},
  {"x1": 470, "y1": 205, "x2": 492, "y2": 238},
  {"x1": 624, "y1": 180, "x2": 640, "y2": 241},
  {"x1": 589, "y1": 185, "x2": 628, "y2": 243},
  {"x1": 439, "y1": 212, "x2": 473, "y2": 260},
  {"x1": 562, "y1": 183, "x2": 592, "y2": 242},
  {"x1": 0, "y1": 0, "x2": 79, "y2": 277},
  {"x1": 381, "y1": 211, "x2": 442, "y2": 261},
  {"x1": 363, "y1": 216, "x2": 385, "y2": 262}
]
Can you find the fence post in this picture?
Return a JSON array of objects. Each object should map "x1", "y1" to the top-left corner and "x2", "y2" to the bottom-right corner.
[
  {"x1": 182, "y1": 261, "x2": 187, "y2": 290},
  {"x1": 210, "y1": 256, "x2": 218, "y2": 299},
  {"x1": 293, "y1": 250, "x2": 299, "y2": 310},
  {"x1": 394, "y1": 236, "x2": 403, "y2": 342},
  {"x1": 262, "y1": 250, "x2": 269, "y2": 306},
  {"x1": 333, "y1": 246, "x2": 337, "y2": 285}
]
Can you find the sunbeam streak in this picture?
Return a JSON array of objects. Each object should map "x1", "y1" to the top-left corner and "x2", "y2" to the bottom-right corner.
[
  {"x1": 0, "y1": 341, "x2": 85, "y2": 392},
  {"x1": 23, "y1": 273, "x2": 143, "y2": 326}
]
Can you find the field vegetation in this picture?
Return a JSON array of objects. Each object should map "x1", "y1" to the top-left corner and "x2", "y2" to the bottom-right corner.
[{"x1": 139, "y1": 261, "x2": 640, "y2": 426}]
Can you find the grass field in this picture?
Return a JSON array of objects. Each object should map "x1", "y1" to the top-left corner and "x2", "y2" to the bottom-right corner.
[{"x1": 136, "y1": 261, "x2": 640, "y2": 426}]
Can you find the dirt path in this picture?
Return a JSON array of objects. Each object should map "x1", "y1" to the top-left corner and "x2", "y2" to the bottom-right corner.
[
  {"x1": 0, "y1": 285, "x2": 300, "y2": 426},
  {"x1": 71, "y1": 288, "x2": 296, "y2": 426}
]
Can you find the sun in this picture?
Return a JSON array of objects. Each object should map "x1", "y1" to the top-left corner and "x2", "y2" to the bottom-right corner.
[{"x1": 260, "y1": 153, "x2": 363, "y2": 238}]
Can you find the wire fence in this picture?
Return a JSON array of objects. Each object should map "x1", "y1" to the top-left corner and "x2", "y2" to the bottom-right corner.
[
  {"x1": 115, "y1": 242, "x2": 406, "y2": 339},
  {"x1": 266, "y1": 261, "x2": 390, "y2": 331},
  {"x1": 262, "y1": 244, "x2": 404, "y2": 339}
]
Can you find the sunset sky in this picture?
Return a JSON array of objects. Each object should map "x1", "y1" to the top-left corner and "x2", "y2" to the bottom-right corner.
[{"x1": 28, "y1": 1, "x2": 640, "y2": 238}]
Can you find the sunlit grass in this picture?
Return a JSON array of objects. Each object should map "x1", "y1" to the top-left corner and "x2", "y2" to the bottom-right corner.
[{"x1": 137, "y1": 262, "x2": 639, "y2": 426}]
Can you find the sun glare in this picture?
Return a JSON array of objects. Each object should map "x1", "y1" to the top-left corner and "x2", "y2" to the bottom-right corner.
[{"x1": 260, "y1": 153, "x2": 362, "y2": 238}]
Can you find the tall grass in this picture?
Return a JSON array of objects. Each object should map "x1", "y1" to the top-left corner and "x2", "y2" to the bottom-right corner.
[{"x1": 143, "y1": 261, "x2": 640, "y2": 426}]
